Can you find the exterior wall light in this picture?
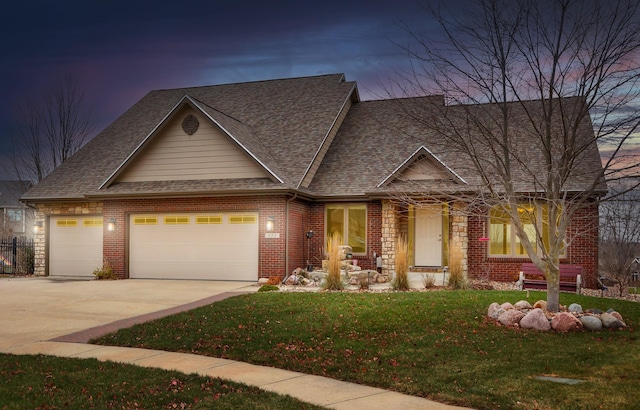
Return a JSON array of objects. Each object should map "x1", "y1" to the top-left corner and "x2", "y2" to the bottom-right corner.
[
  {"x1": 34, "y1": 221, "x2": 43, "y2": 233},
  {"x1": 107, "y1": 218, "x2": 116, "y2": 232},
  {"x1": 266, "y1": 216, "x2": 275, "y2": 232}
]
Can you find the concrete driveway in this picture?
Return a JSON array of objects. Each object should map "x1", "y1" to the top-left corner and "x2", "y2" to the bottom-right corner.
[
  {"x1": 0, "y1": 276, "x2": 469, "y2": 410},
  {"x1": 0, "y1": 277, "x2": 256, "y2": 351}
]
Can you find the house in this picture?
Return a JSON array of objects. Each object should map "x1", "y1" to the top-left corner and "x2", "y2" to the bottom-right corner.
[
  {"x1": 22, "y1": 74, "x2": 604, "y2": 285},
  {"x1": 1, "y1": 180, "x2": 34, "y2": 238}
]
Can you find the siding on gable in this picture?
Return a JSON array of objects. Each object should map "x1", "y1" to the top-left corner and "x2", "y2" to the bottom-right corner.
[
  {"x1": 300, "y1": 97, "x2": 353, "y2": 188},
  {"x1": 401, "y1": 156, "x2": 450, "y2": 181},
  {"x1": 117, "y1": 107, "x2": 268, "y2": 182}
]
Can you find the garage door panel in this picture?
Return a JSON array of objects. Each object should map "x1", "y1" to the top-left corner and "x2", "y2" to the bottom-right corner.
[
  {"x1": 129, "y1": 213, "x2": 258, "y2": 280},
  {"x1": 50, "y1": 216, "x2": 103, "y2": 277}
]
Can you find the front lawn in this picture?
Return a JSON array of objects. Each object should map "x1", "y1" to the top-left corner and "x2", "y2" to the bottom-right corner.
[
  {"x1": 93, "y1": 290, "x2": 640, "y2": 410},
  {"x1": 0, "y1": 353, "x2": 322, "y2": 409}
]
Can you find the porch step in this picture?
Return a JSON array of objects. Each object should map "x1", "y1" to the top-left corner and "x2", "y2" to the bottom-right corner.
[{"x1": 410, "y1": 267, "x2": 445, "y2": 273}]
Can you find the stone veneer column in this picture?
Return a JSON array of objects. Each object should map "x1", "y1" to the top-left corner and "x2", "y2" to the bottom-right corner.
[
  {"x1": 33, "y1": 208, "x2": 47, "y2": 276},
  {"x1": 450, "y1": 202, "x2": 468, "y2": 275},
  {"x1": 380, "y1": 200, "x2": 398, "y2": 279}
]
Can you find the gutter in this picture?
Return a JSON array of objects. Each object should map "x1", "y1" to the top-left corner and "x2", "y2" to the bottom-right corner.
[{"x1": 285, "y1": 192, "x2": 298, "y2": 277}]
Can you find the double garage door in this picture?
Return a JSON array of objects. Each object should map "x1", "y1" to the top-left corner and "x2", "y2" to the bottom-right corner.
[{"x1": 49, "y1": 212, "x2": 258, "y2": 280}]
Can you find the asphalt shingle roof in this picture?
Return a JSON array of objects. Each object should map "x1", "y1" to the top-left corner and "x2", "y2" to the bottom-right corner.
[
  {"x1": 23, "y1": 74, "x2": 605, "y2": 202},
  {"x1": 23, "y1": 74, "x2": 355, "y2": 200}
]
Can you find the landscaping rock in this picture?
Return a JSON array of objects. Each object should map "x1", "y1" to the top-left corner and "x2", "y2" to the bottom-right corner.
[
  {"x1": 580, "y1": 315, "x2": 603, "y2": 331},
  {"x1": 600, "y1": 312, "x2": 625, "y2": 329},
  {"x1": 609, "y1": 311, "x2": 624, "y2": 321},
  {"x1": 498, "y1": 309, "x2": 525, "y2": 326},
  {"x1": 488, "y1": 302, "x2": 501, "y2": 319},
  {"x1": 533, "y1": 300, "x2": 547, "y2": 310},
  {"x1": 519, "y1": 308, "x2": 551, "y2": 331},
  {"x1": 514, "y1": 300, "x2": 532, "y2": 310},
  {"x1": 284, "y1": 275, "x2": 300, "y2": 285},
  {"x1": 551, "y1": 312, "x2": 583, "y2": 332},
  {"x1": 258, "y1": 278, "x2": 269, "y2": 284},
  {"x1": 568, "y1": 303, "x2": 583, "y2": 314},
  {"x1": 586, "y1": 308, "x2": 603, "y2": 314},
  {"x1": 500, "y1": 302, "x2": 514, "y2": 310}
]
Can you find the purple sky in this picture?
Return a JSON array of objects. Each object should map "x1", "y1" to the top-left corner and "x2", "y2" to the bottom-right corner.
[{"x1": 0, "y1": 0, "x2": 439, "y2": 178}]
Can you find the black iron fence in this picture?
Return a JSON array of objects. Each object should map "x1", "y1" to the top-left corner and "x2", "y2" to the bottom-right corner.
[{"x1": 0, "y1": 237, "x2": 34, "y2": 275}]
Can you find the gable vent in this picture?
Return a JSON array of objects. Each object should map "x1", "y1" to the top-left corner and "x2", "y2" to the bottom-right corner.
[{"x1": 182, "y1": 114, "x2": 199, "y2": 135}]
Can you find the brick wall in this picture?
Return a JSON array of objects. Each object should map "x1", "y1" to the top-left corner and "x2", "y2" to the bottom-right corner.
[
  {"x1": 307, "y1": 201, "x2": 382, "y2": 272},
  {"x1": 102, "y1": 195, "x2": 298, "y2": 279},
  {"x1": 467, "y1": 203, "x2": 600, "y2": 288}
]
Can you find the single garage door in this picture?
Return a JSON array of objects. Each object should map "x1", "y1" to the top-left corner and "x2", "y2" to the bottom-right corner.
[
  {"x1": 129, "y1": 212, "x2": 258, "y2": 280},
  {"x1": 49, "y1": 216, "x2": 104, "y2": 278}
]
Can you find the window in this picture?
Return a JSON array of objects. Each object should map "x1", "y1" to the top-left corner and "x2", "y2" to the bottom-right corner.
[
  {"x1": 6, "y1": 209, "x2": 23, "y2": 222},
  {"x1": 56, "y1": 219, "x2": 78, "y2": 227},
  {"x1": 489, "y1": 204, "x2": 563, "y2": 257},
  {"x1": 164, "y1": 216, "x2": 190, "y2": 225},
  {"x1": 133, "y1": 217, "x2": 158, "y2": 225},
  {"x1": 83, "y1": 218, "x2": 103, "y2": 227},
  {"x1": 196, "y1": 215, "x2": 222, "y2": 224},
  {"x1": 326, "y1": 204, "x2": 367, "y2": 254},
  {"x1": 229, "y1": 215, "x2": 257, "y2": 224}
]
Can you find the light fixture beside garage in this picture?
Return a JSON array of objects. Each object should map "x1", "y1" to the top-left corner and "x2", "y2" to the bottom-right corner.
[
  {"x1": 266, "y1": 216, "x2": 275, "y2": 232},
  {"x1": 107, "y1": 218, "x2": 116, "y2": 232},
  {"x1": 34, "y1": 221, "x2": 43, "y2": 233}
]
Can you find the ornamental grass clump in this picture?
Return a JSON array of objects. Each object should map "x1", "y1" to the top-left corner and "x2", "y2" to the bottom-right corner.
[
  {"x1": 393, "y1": 235, "x2": 410, "y2": 291},
  {"x1": 447, "y1": 243, "x2": 468, "y2": 289},
  {"x1": 323, "y1": 233, "x2": 344, "y2": 290}
]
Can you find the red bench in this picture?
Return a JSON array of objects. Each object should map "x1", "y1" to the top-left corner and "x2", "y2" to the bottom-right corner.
[{"x1": 517, "y1": 262, "x2": 582, "y2": 294}]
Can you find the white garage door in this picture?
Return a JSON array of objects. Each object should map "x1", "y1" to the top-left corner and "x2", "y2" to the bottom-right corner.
[
  {"x1": 49, "y1": 216, "x2": 104, "y2": 278},
  {"x1": 129, "y1": 212, "x2": 258, "y2": 280}
]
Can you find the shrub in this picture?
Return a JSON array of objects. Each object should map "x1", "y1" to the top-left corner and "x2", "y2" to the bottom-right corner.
[
  {"x1": 393, "y1": 235, "x2": 410, "y2": 291},
  {"x1": 447, "y1": 243, "x2": 468, "y2": 289},
  {"x1": 93, "y1": 260, "x2": 118, "y2": 280},
  {"x1": 267, "y1": 276, "x2": 282, "y2": 285},
  {"x1": 323, "y1": 233, "x2": 344, "y2": 290},
  {"x1": 258, "y1": 284, "x2": 280, "y2": 292},
  {"x1": 422, "y1": 273, "x2": 436, "y2": 289}
]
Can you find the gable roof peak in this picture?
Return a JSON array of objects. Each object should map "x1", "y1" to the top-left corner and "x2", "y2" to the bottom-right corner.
[{"x1": 378, "y1": 145, "x2": 467, "y2": 188}]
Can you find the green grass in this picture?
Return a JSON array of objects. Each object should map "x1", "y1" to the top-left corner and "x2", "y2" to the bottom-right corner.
[
  {"x1": 92, "y1": 290, "x2": 640, "y2": 410},
  {"x1": 0, "y1": 353, "x2": 322, "y2": 409}
]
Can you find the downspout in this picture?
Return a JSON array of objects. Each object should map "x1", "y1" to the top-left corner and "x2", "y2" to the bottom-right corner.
[{"x1": 285, "y1": 193, "x2": 298, "y2": 278}]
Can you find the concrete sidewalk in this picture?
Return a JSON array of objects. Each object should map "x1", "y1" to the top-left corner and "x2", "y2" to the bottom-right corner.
[{"x1": 0, "y1": 277, "x2": 468, "y2": 409}]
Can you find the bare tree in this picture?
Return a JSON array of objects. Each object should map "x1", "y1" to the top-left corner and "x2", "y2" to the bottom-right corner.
[
  {"x1": 391, "y1": 0, "x2": 640, "y2": 311},
  {"x1": 10, "y1": 75, "x2": 95, "y2": 182},
  {"x1": 599, "y1": 184, "x2": 640, "y2": 296}
]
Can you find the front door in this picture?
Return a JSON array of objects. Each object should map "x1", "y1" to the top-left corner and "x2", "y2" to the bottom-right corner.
[{"x1": 414, "y1": 206, "x2": 442, "y2": 266}]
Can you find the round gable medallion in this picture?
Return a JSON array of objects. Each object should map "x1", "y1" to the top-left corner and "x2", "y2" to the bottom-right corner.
[{"x1": 182, "y1": 115, "x2": 199, "y2": 135}]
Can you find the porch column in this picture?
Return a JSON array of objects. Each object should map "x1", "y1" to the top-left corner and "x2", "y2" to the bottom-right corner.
[
  {"x1": 381, "y1": 200, "x2": 398, "y2": 280},
  {"x1": 450, "y1": 202, "x2": 468, "y2": 275}
]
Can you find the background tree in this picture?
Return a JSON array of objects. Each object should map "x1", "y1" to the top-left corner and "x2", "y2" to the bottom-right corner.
[
  {"x1": 10, "y1": 76, "x2": 95, "y2": 182},
  {"x1": 391, "y1": 0, "x2": 640, "y2": 311},
  {"x1": 599, "y1": 184, "x2": 640, "y2": 296}
]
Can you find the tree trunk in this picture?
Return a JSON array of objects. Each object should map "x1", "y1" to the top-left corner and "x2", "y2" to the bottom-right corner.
[{"x1": 545, "y1": 264, "x2": 560, "y2": 312}]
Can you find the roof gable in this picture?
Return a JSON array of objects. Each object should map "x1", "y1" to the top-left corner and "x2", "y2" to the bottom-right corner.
[
  {"x1": 101, "y1": 96, "x2": 282, "y2": 188},
  {"x1": 377, "y1": 146, "x2": 467, "y2": 188}
]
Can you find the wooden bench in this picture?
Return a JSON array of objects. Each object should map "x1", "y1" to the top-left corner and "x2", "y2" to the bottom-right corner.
[{"x1": 517, "y1": 262, "x2": 582, "y2": 294}]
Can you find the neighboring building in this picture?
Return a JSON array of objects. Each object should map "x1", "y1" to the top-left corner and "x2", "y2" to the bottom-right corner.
[
  {"x1": 22, "y1": 74, "x2": 604, "y2": 285},
  {"x1": 1, "y1": 180, "x2": 34, "y2": 238}
]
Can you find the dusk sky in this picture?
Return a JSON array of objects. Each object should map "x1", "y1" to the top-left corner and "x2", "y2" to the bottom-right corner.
[
  {"x1": 1, "y1": 1, "x2": 638, "y2": 181},
  {"x1": 0, "y1": 0, "x2": 438, "y2": 178}
]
